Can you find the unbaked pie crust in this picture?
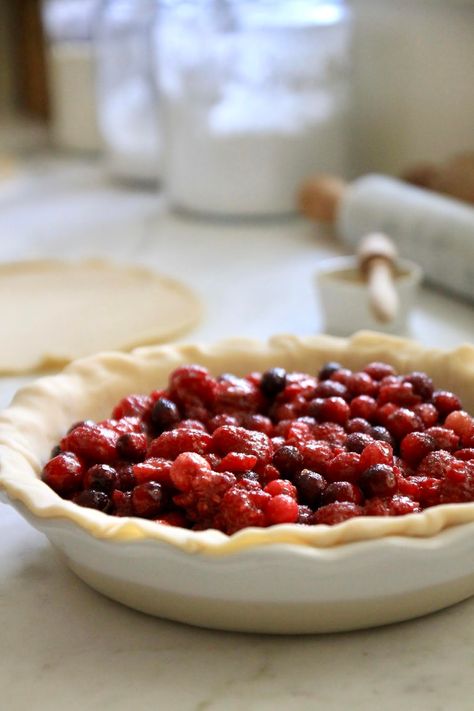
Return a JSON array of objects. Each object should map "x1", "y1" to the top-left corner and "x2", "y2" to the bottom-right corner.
[{"x1": 1, "y1": 332, "x2": 474, "y2": 554}]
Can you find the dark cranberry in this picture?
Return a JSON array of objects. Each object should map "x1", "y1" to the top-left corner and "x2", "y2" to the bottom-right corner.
[
  {"x1": 117, "y1": 432, "x2": 148, "y2": 462},
  {"x1": 345, "y1": 432, "x2": 373, "y2": 454},
  {"x1": 297, "y1": 505, "x2": 313, "y2": 524},
  {"x1": 432, "y1": 390, "x2": 462, "y2": 416},
  {"x1": 260, "y1": 368, "x2": 287, "y2": 398},
  {"x1": 370, "y1": 425, "x2": 394, "y2": 446},
  {"x1": 359, "y1": 464, "x2": 397, "y2": 497},
  {"x1": 329, "y1": 368, "x2": 352, "y2": 386},
  {"x1": 346, "y1": 417, "x2": 372, "y2": 434},
  {"x1": 116, "y1": 463, "x2": 136, "y2": 491},
  {"x1": 84, "y1": 464, "x2": 118, "y2": 493},
  {"x1": 323, "y1": 481, "x2": 363, "y2": 505},
  {"x1": 307, "y1": 396, "x2": 350, "y2": 425},
  {"x1": 132, "y1": 482, "x2": 166, "y2": 518},
  {"x1": 73, "y1": 489, "x2": 110, "y2": 511},
  {"x1": 312, "y1": 380, "x2": 348, "y2": 399},
  {"x1": 272, "y1": 445, "x2": 304, "y2": 479},
  {"x1": 318, "y1": 361, "x2": 342, "y2": 380},
  {"x1": 150, "y1": 397, "x2": 180, "y2": 432},
  {"x1": 403, "y1": 372, "x2": 434, "y2": 400},
  {"x1": 363, "y1": 362, "x2": 396, "y2": 380},
  {"x1": 293, "y1": 469, "x2": 327, "y2": 507},
  {"x1": 50, "y1": 445, "x2": 62, "y2": 459}
]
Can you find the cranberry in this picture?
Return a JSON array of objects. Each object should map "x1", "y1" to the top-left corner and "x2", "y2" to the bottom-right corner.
[
  {"x1": 323, "y1": 481, "x2": 363, "y2": 505},
  {"x1": 208, "y1": 414, "x2": 240, "y2": 432},
  {"x1": 318, "y1": 361, "x2": 342, "y2": 380},
  {"x1": 116, "y1": 463, "x2": 136, "y2": 491},
  {"x1": 386, "y1": 408, "x2": 422, "y2": 440},
  {"x1": 312, "y1": 380, "x2": 348, "y2": 399},
  {"x1": 407, "y1": 475, "x2": 441, "y2": 507},
  {"x1": 260, "y1": 463, "x2": 280, "y2": 484},
  {"x1": 156, "y1": 511, "x2": 188, "y2": 527},
  {"x1": 112, "y1": 489, "x2": 133, "y2": 516},
  {"x1": 149, "y1": 428, "x2": 212, "y2": 459},
  {"x1": 112, "y1": 395, "x2": 151, "y2": 420},
  {"x1": 363, "y1": 362, "x2": 396, "y2": 380},
  {"x1": 264, "y1": 479, "x2": 297, "y2": 499},
  {"x1": 329, "y1": 368, "x2": 353, "y2": 386},
  {"x1": 260, "y1": 368, "x2": 287, "y2": 398},
  {"x1": 326, "y1": 452, "x2": 361, "y2": 483},
  {"x1": 370, "y1": 426, "x2": 394, "y2": 446},
  {"x1": 313, "y1": 502, "x2": 363, "y2": 525},
  {"x1": 293, "y1": 469, "x2": 327, "y2": 507},
  {"x1": 272, "y1": 445, "x2": 304, "y2": 479},
  {"x1": 444, "y1": 410, "x2": 474, "y2": 438},
  {"x1": 62, "y1": 424, "x2": 118, "y2": 464},
  {"x1": 169, "y1": 365, "x2": 216, "y2": 408},
  {"x1": 297, "y1": 505, "x2": 314, "y2": 524},
  {"x1": 265, "y1": 495, "x2": 299, "y2": 525},
  {"x1": 150, "y1": 397, "x2": 180, "y2": 432},
  {"x1": 243, "y1": 414, "x2": 273, "y2": 436},
  {"x1": 414, "y1": 403, "x2": 439, "y2": 428},
  {"x1": 74, "y1": 489, "x2": 110, "y2": 511},
  {"x1": 302, "y1": 441, "x2": 334, "y2": 474},
  {"x1": 359, "y1": 441, "x2": 393, "y2": 471},
  {"x1": 215, "y1": 375, "x2": 262, "y2": 413},
  {"x1": 116, "y1": 432, "x2": 148, "y2": 462},
  {"x1": 350, "y1": 395, "x2": 377, "y2": 421},
  {"x1": 425, "y1": 426, "x2": 460, "y2": 452},
  {"x1": 84, "y1": 464, "x2": 118, "y2": 493},
  {"x1": 308, "y1": 396, "x2": 350, "y2": 425},
  {"x1": 345, "y1": 432, "x2": 373, "y2": 454},
  {"x1": 400, "y1": 432, "x2": 436, "y2": 467},
  {"x1": 132, "y1": 482, "x2": 166, "y2": 518},
  {"x1": 432, "y1": 390, "x2": 462, "y2": 416},
  {"x1": 217, "y1": 452, "x2": 258, "y2": 473},
  {"x1": 42, "y1": 452, "x2": 84, "y2": 496},
  {"x1": 359, "y1": 464, "x2": 397, "y2": 497},
  {"x1": 347, "y1": 373, "x2": 376, "y2": 397},
  {"x1": 403, "y1": 371, "x2": 434, "y2": 400},
  {"x1": 378, "y1": 381, "x2": 421, "y2": 407},
  {"x1": 455, "y1": 448, "x2": 474, "y2": 462},
  {"x1": 346, "y1": 417, "x2": 372, "y2": 434}
]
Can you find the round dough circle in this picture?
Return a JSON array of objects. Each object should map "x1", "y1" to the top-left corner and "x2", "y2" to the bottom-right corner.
[{"x1": 0, "y1": 260, "x2": 202, "y2": 373}]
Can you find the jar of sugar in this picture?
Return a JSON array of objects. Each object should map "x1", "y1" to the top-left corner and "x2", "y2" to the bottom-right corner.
[
  {"x1": 155, "y1": 0, "x2": 352, "y2": 218},
  {"x1": 95, "y1": 0, "x2": 161, "y2": 185}
]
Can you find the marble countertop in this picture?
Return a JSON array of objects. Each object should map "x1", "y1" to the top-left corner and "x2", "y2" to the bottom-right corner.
[{"x1": 1, "y1": 157, "x2": 473, "y2": 711}]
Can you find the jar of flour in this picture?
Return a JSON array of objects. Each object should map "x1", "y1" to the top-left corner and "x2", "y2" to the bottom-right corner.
[{"x1": 155, "y1": 0, "x2": 352, "y2": 217}]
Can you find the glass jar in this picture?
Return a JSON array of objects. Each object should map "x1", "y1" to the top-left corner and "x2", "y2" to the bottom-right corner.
[
  {"x1": 42, "y1": 0, "x2": 102, "y2": 152},
  {"x1": 155, "y1": 0, "x2": 352, "y2": 218},
  {"x1": 95, "y1": 0, "x2": 161, "y2": 185}
]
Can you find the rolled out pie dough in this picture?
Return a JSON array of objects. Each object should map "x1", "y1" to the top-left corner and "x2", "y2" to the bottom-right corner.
[{"x1": 1, "y1": 260, "x2": 202, "y2": 373}]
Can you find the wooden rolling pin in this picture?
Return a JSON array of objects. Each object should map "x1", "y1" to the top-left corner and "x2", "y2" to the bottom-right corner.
[
  {"x1": 358, "y1": 233, "x2": 399, "y2": 323},
  {"x1": 298, "y1": 173, "x2": 474, "y2": 304}
]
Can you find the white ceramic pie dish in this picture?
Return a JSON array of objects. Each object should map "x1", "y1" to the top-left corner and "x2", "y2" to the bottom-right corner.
[{"x1": 1, "y1": 332, "x2": 474, "y2": 634}]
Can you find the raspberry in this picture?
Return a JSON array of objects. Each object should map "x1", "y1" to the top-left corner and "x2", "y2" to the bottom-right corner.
[
  {"x1": 359, "y1": 441, "x2": 393, "y2": 471},
  {"x1": 302, "y1": 441, "x2": 334, "y2": 474},
  {"x1": 407, "y1": 476, "x2": 441, "y2": 507},
  {"x1": 312, "y1": 423, "x2": 347, "y2": 445},
  {"x1": 424, "y1": 426, "x2": 460, "y2": 452},
  {"x1": 214, "y1": 375, "x2": 262, "y2": 413},
  {"x1": 293, "y1": 469, "x2": 327, "y2": 507},
  {"x1": 363, "y1": 362, "x2": 396, "y2": 380},
  {"x1": 455, "y1": 448, "x2": 474, "y2": 461},
  {"x1": 264, "y1": 479, "x2": 297, "y2": 499},
  {"x1": 323, "y1": 481, "x2": 363, "y2": 505},
  {"x1": 272, "y1": 445, "x2": 304, "y2": 479},
  {"x1": 84, "y1": 464, "x2": 118, "y2": 493},
  {"x1": 208, "y1": 414, "x2": 240, "y2": 432},
  {"x1": 308, "y1": 396, "x2": 350, "y2": 425},
  {"x1": 169, "y1": 365, "x2": 217, "y2": 408},
  {"x1": 260, "y1": 464, "x2": 280, "y2": 484},
  {"x1": 133, "y1": 457, "x2": 173, "y2": 487},
  {"x1": 212, "y1": 426, "x2": 272, "y2": 464},
  {"x1": 365, "y1": 495, "x2": 421, "y2": 516},
  {"x1": 265, "y1": 495, "x2": 299, "y2": 525},
  {"x1": 313, "y1": 502, "x2": 363, "y2": 525},
  {"x1": 169, "y1": 452, "x2": 211, "y2": 492},
  {"x1": 116, "y1": 432, "x2": 148, "y2": 462},
  {"x1": 62, "y1": 424, "x2": 118, "y2": 464},
  {"x1": 109, "y1": 416, "x2": 144, "y2": 434},
  {"x1": 215, "y1": 487, "x2": 266, "y2": 534},
  {"x1": 400, "y1": 432, "x2": 436, "y2": 467},
  {"x1": 175, "y1": 469, "x2": 236, "y2": 523},
  {"x1": 242, "y1": 414, "x2": 273, "y2": 436},
  {"x1": 148, "y1": 428, "x2": 212, "y2": 459},
  {"x1": 216, "y1": 452, "x2": 258, "y2": 473},
  {"x1": 73, "y1": 489, "x2": 110, "y2": 511},
  {"x1": 326, "y1": 452, "x2": 361, "y2": 483},
  {"x1": 417, "y1": 450, "x2": 455, "y2": 479},
  {"x1": 284, "y1": 421, "x2": 313, "y2": 446},
  {"x1": 112, "y1": 394, "x2": 151, "y2": 420},
  {"x1": 439, "y1": 472, "x2": 474, "y2": 504},
  {"x1": 42, "y1": 452, "x2": 84, "y2": 496},
  {"x1": 432, "y1": 390, "x2": 462, "y2": 416},
  {"x1": 132, "y1": 482, "x2": 166, "y2": 518},
  {"x1": 174, "y1": 419, "x2": 207, "y2": 431},
  {"x1": 350, "y1": 396, "x2": 377, "y2": 421},
  {"x1": 260, "y1": 368, "x2": 287, "y2": 398}
]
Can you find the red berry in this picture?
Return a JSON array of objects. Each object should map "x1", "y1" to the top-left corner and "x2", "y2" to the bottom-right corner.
[
  {"x1": 363, "y1": 362, "x2": 396, "y2": 380},
  {"x1": 400, "y1": 432, "x2": 436, "y2": 467},
  {"x1": 312, "y1": 380, "x2": 348, "y2": 399},
  {"x1": 424, "y1": 426, "x2": 460, "y2": 452},
  {"x1": 132, "y1": 482, "x2": 166, "y2": 518},
  {"x1": 346, "y1": 417, "x2": 372, "y2": 434},
  {"x1": 359, "y1": 441, "x2": 393, "y2": 471},
  {"x1": 155, "y1": 511, "x2": 188, "y2": 527},
  {"x1": 217, "y1": 452, "x2": 258, "y2": 473},
  {"x1": 242, "y1": 414, "x2": 273, "y2": 436},
  {"x1": 378, "y1": 381, "x2": 421, "y2": 407},
  {"x1": 212, "y1": 426, "x2": 272, "y2": 464},
  {"x1": 208, "y1": 414, "x2": 240, "y2": 432},
  {"x1": 326, "y1": 452, "x2": 361, "y2": 483},
  {"x1": 265, "y1": 495, "x2": 299, "y2": 525},
  {"x1": 444, "y1": 410, "x2": 474, "y2": 438},
  {"x1": 62, "y1": 424, "x2": 119, "y2": 464},
  {"x1": 359, "y1": 464, "x2": 397, "y2": 497},
  {"x1": 386, "y1": 408, "x2": 422, "y2": 440},
  {"x1": 215, "y1": 487, "x2": 266, "y2": 534},
  {"x1": 215, "y1": 375, "x2": 262, "y2": 413},
  {"x1": 112, "y1": 394, "x2": 151, "y2": 420},
  {"x1": 417, "y1": 450, "x2": 455, "y2": 479},
  {"x1": 169, "y1": 365, "x2": 216, "y2": 407},
  {"x1": 169, "y1": 452, "x2": 211, "y2": 492},
  {"x1": 272, "y1": 445, "x2": 304, "y2": 479},
  {"x1": 148, "y1": 428, "x2": 212, "y2": 459},
  {"x1": 403, "y1": 372, "x2": 434, "y2": 400},
  {"x1": 42, "y1": 452, "x2": 84, "y2": 495},
  {"x1": 350, "y1": 396, "x2": 377, "y2": 421},
  {"x1": 414, "y1": 403, "x2": 439, "y2": 427},
  {"x1": 112, "y1": 489, "x2": 133, "y2": 516},
  {"x1": 308, "y1": 396, "x2": 350, "y2": 425},
  {"x1": 133, "y1": 457, "x2": 173, "y2": 487},
  {"x1": 293, "y1": 469, "x2": 327, "y2": 507},
  {"x1": 312, "y1": 423, "x2": 347, "y2": 445},
  {"x1": 432, "y1": 390, "x2": 462, "y2": 416},
  {"x1": 302, "y1": 441, "x2": 335, "y2": 474},
  {"x1": 347, "y1": 372, "x2": 376, "y2": 397},
  {"x1": 323, "y1": 481, "x2": 363, "y2": 505},
  {"x1": 117, "y1": 432, "x2": 148, "y2": 462},
  {"x1": 84, "y1": 464, "x2": 118, "y2": 493},
  {"x1": 345, "y1": 432, "x2": 373, "y2": 454},
  {"x1": 264, "y1": 479, "x2": 297, "y2": 499},
  {"x1": 313, "y1": 502, "x2": 363, "y2": 525}
]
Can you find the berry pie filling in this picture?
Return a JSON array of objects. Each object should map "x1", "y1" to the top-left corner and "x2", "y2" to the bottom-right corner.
[{"x1": 41, "y1": 362, "x2": 474, "y2": 534}]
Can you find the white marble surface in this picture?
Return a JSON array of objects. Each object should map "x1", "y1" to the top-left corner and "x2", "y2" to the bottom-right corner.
[{"x1": 1, "y1": 157, "x2": 474, "y2": 710}]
